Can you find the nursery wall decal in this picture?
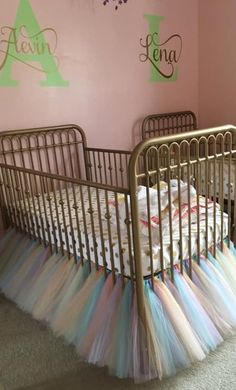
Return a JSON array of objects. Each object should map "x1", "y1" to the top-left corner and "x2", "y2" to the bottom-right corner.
[
  {"x1": 140, "y1": 14, "x2": 183, "y2": 82},
  {"x1": 0, "y1": 0, "x2": 68, "y2": 87},
  {"x1": 102, "y1": 0, "x2": 129, "y2": 11}
]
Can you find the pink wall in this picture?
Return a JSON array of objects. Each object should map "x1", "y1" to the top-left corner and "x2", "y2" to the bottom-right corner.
[
  {"x1": 0, "y1": 0, "x2": 199, "y2": 150},
  {"x1": 199, "y1": 0, "x2": 236, "y2": 128}
]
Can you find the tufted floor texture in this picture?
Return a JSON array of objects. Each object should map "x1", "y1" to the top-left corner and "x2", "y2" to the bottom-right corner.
[{"x1": 0, "y1": 294, "x2": 236, "y2": 390}]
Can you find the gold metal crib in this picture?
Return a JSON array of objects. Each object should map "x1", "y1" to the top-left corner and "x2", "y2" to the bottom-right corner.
[{"x1": 0, "y1": 123, "x2": 235, "y2": 330}]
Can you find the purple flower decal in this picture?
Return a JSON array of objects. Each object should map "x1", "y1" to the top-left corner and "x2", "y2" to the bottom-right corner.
[{"x1": 103, "y1": 0, "x2": 129, "y2": 10}]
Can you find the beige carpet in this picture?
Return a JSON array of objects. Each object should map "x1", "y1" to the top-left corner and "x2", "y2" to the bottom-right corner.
[{"x1": 0, "y1": 294, "x2": 236, "y2": 390}]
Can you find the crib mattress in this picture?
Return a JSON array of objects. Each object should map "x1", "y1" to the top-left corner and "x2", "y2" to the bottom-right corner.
[{"x1": 12, "y1": 185, "x2": 228, "y2": 277}]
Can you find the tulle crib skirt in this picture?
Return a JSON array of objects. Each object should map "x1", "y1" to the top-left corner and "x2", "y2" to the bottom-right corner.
[{"x1": 0, "y1": 229, "x2": 235, "y2": 382}]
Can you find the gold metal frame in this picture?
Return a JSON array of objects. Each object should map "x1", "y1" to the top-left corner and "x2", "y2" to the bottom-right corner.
[
  {"x1": 0, "y1": 123, "x2": 235, "y2": 331},
  {"x1": 142, "y1": 110, "x2": 197, "y2": 140}
]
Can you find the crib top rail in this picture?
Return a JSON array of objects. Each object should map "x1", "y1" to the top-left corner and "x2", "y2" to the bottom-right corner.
[
  {"x1": 142, "y1": 110, "x2": 197, "y2": 140},
  {"x1": 0, "y1": 124, "x2": 88, "y2": 178},
  {"x1": 0, "y1": 161, "x2": 129, "y2": 195},
  {"x1": 0, "y1": 125, "x2": 86, "y2": 155},
  {"x1": 0, "y1": 123, "x2": 85, "y2": 136},
  {"x1": 133, "y1": 125, "x2": 236, "y2": 165},
  {"x1": 0, "y1": 125, "x2": 133, "y2": 188}
]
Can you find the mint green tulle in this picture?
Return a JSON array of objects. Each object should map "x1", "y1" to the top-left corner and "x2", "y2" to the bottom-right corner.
[
  {"x1": 145, "y1": 282, "x2": 190, "y2": 377},
  {"x1": 109, "y1": 281, "x2": 132, "y2": 378}
]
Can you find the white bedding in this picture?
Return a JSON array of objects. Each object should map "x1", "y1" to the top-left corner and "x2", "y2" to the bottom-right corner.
[{"x1": 13, "y1": 181, "x2": 228, "y2": 277}]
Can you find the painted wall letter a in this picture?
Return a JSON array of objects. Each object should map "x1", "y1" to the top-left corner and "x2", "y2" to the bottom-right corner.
[{"x1": 0, "y1": 0, "x2": 68, "y2": 87}]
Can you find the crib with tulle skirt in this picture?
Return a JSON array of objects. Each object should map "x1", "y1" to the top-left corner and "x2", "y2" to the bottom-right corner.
[{"x1": 0, "y1": 124, "x2": 236, "y2": 382}]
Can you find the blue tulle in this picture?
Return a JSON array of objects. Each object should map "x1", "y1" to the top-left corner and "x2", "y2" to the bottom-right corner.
[
  {"x1": 0, "y1": 234, "x2": 27, "y2": 275},
  {"x1": 171, "y1": 271, "x2": 222, "y2": 353},
  {"x1": 57, "y1": 272, "x2": 104, "y2": 344},
  {"x1": 0, "y1": 239, "x2": 37, "y2": 291},
  {"x1": 145, "y1": 281, "x2": 190, "y2": 376},
  {"x1": 50, "y1": 261, "x2": 90, "y2": 326},
  {"x1": 87, "y1": 277, "x2": 123, "y2": 366},
  {"x1": 109, "y1": 281, "x2": 132, "y2": 378},
  {"x1": 74, "y1": 275, "x2": 106, "y2": 347},
  {"x1": 7, "y1": 246, "x2": 49, "y2": 300},
  {"x1": 214, "y1": 248, "x2": 236, "y2": 295},
  {"x1": 229, "y1": 241, "x2": 236, "y2": 259},
  {"x1": 216, "y1": 246, "x2": 236, "y2": 270},
  {"x1": 199, "y1": 259, "x2": 236, "y2": 324},
  {"x1": 207, "y1": 252, "x2": 226, "y2": 273},
  {"x1": 18, "y1": 253, "x2": 64, "y2": 313}
]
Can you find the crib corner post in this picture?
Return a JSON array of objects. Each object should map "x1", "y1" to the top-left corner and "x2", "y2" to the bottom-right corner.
[{"x1": 128, "y1": 147, "x2": 147, "y2": 328}]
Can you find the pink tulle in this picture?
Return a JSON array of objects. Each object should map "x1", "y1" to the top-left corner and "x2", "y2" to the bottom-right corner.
[
  {"x1": 192, "y1": 261, "x2": 236, "y2": 326},
  {"x1": 153, "y1": 279, "x2": 206, "y2": 362},
  {"x1": 52, "y1": 270, "x2": 103, "y2": 341},
  {"x1": 182, "y1": 271, "x2": 232, "y2": 336},
  {"x1": 87, "y1": 277, "x2": 124, "y2": 365},
  {"x1": 79, "y1": 273, "x2": 114, "y2": 357},
  {"x1": 32, "y1": 258, "x2": 75, "y2": 320}
]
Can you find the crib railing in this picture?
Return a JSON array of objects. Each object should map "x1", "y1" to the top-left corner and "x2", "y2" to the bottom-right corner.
[
  {"x1": 85, "y1": 147, "x2": 131, "y2": 188},
  {"x1": 142, "y1": 110, "x2": 197, "y2": 140},
  {"x1": 0, "y1": 125, "x2": 88, "y2": 179},
  {"x1": 0, "y1": 163, "x2": 135, "y2": 282},
  {"x1": 129, "y1": 125, "x2": 236, "y2": 324},
  {"x1": 0, "y1": 125, "x2": 134, "y2": 191}
]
